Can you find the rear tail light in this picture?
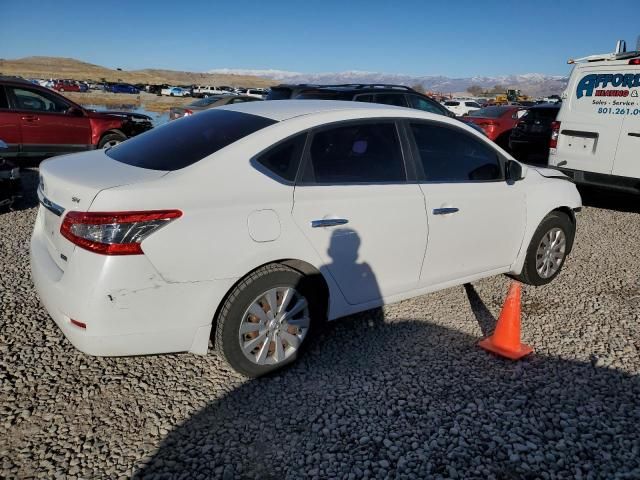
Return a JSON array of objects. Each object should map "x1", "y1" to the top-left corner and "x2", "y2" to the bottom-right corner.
[
  {"x1": 60, "y1": 210, "x2": 182, "y2": 255},
  {"x1": 183, "y1": 109, "x2": 193, "y2": 116},
  {"x1": 629, "y1": 59, "x2": 640, "y2": 65},
  {"x1": 550, "y1": 121, "x2": 561, "y2": 149}
]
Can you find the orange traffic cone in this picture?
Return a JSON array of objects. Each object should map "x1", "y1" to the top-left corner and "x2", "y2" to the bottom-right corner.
[{"x1": 478, "y1": 282, "x2": 533, "y2": 360}]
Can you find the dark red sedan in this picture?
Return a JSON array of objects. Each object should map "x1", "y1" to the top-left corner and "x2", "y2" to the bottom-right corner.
[{"x1": 463, "y1": 106, "x2": 527, "y2": 148}]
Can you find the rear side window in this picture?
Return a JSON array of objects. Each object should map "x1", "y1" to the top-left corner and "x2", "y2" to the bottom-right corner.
[
  {"x1": 444, "y1": 101, "x2": 460, "y2": 106},
  {"x1": 374, "y1": 94, "x2": 408, "y2": 107},
  {"x1": 255, "y1": 134, "x2": 306, "y2": 182},
  {"x1": 303, "y1": 122, "x2": 405, "y2": 184},
  {"x1": 410, "y1": 123, "x2": 502, "y2": 182},
  {"x1": 106, "y1": 109, "x2": 276, "y2": 171}
]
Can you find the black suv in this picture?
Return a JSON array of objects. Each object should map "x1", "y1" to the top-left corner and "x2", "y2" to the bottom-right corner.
[
  {"x1": 274, "y1": 84, "x2": 456, "y2": 117},
  {"x1": 509, "y1": 103, "x2": 561, "y2": 162}
]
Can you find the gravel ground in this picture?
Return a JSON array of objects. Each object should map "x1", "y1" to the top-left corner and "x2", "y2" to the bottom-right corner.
[{"x1": 1, "y1": 170, "x2": 639, "y2": 479}]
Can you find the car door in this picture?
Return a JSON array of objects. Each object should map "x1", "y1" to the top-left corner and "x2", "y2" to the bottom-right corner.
[
  {"x1": 611, "y1": 110, "x2": 640, "y2": 179},
  {"x1": 407, "y1": 120, "x2": 526, "y2": 286},
  {"x1": 0, "y1": 85, "x2": 21, "y2": 155},
  {"x1": 292, "y1": 120, "x2": 428, "y2": 305},
  {"x1": 7, "y1": 86, "x2": 91, "y2": 154}
]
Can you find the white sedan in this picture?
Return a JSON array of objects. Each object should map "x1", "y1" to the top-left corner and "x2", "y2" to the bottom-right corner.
[
  {"x1": 31, "y1": 100, "x2": 581, "y2": 377},
  {"x1": 160, "y1": 86, "x2": 191, "y2": 97},
  {"x1": 443, "y1": 99, "x2": 482, "y2": 116}
]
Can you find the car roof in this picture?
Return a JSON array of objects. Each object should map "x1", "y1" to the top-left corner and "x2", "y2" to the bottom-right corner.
[{"x1": 217, "y1": 99, "x2": 413, "y2": 121}]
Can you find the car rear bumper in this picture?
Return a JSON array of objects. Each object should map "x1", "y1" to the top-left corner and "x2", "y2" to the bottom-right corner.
[{"x1": 30, "y1": 209, "x2": 235, "y2": 356}]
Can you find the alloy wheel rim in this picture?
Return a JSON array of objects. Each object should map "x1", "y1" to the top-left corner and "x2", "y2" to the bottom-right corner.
[
  {"x1": 239, "y1": 287, "x2": 310, "y2": 366},
  {"x1": 535, "y1": 227, "x2": 566, "y2": 279},
  {"x1": 102, "y1": 140, "x2": 121, "y2": 149}
]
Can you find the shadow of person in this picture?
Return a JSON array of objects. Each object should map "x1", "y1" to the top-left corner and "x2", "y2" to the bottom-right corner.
[
  {"x1": 133, "y1": 311, "x2": 640, "y2": 480},
  {"x1": 319, "y1": 228, "x2": 384, "y2": 328}
]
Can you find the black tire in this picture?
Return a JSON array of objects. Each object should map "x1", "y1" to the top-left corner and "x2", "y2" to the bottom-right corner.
[
  {"x1": 214, "y1": 264, "x2": 323, "y2": 377},
  {"x1": 514, "y1": 211, "x2": 574, "y2": 286},
  {"x1": 98, "y1": 132, "x2": 127, "y2": 149}
]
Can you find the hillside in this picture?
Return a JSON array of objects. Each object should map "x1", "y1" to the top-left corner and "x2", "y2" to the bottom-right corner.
[{"x1": 0, "y1": 56, "x2": 274, "y2": 87}]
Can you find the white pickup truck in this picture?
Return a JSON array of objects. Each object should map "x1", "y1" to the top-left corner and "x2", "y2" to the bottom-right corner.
[{"x1": 192, "y1": 86, "x2": 229, "y2": 98}]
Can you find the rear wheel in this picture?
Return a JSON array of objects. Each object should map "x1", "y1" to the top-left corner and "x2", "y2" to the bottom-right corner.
[
  {"x1": 98, "y1": 132, "x2": 127, "y2": 149},
  {"x1": 515, "y1": 211, "x2": 574, "y2": 286},
  {"x1": 214, "y1": 264, "x2": 321, "y2": 377}
]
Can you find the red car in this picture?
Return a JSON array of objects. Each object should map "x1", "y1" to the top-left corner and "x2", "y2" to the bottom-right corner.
[
  {"x1": 52, "y1": 80, "x2": 82, "y2": 93},
  {"x1": 0, "y1": 77, "x2": 152, "y2": 157},
  {"x1": 463, "y1": 106, "x2": 527, "y2": 148}
]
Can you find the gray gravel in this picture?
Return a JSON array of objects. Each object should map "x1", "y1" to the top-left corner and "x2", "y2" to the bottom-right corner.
[{"x1": 1, "y1": 170, "x2": 640, "y2": 479}]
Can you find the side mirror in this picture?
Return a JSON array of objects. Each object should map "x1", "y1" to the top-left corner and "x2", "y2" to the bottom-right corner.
[
  {"x1": 506, "y1": 160, "x2": 523, "y2": 183},
  {"x1": 67, "y1": 107, "x2": 85, "y2": 117},
  {"x1": 0, "y1": 140, "x2": 7, "y2": 150}
]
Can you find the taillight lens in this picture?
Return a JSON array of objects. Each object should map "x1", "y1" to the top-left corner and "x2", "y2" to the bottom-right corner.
[
  {"x1": 60, "y1": 210, "x2": 182, "y2": 255},
  {"x1": 183, "y1": 109, "x2": 193, "y2": 116},
  {"x1": 629, "y1": 59, "x2": 640, "y2": 65},
  {"x1": 550, "y1": 121, "x2": 561, "y2": 149}
]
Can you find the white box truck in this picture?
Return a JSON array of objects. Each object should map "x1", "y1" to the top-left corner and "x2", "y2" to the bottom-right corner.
[{"x1": 549, "y1": 38, "x2": 640, "y2": 193}]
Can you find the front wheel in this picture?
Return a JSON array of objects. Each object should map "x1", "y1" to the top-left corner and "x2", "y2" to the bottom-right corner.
[
  {"x1": 214, "y1": 264, "x2": 320, "y2": 377},
  {"x1": 514, "y1": 211, "x2": 575, "y2": 286}
]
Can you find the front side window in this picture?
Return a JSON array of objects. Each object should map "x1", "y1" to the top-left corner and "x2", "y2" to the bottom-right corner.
[
  {"x1": 303, "y1": 122, "x2": 405, "y2": 184},
  {"x1": 407, "y1": 95, "x2": 445, "y2": 115},
  {"x1": 255, "y1": 134, "x2": 306, "y2": 182},
  {"x1": 106, "y1": 109, "x2": 277, "y2": 171},
  {"x1": 9, "y1": 87, "x2": 69, "y2": 113},
  {"x1": 374, "y1": 94, "x2": 408, "y2": 108},
  {"x1": 444, "y1": 101, "x2": 460, "y2": 107},
  {"x1": 411, "y1": 123, "x2": 502, "y2": 182}
]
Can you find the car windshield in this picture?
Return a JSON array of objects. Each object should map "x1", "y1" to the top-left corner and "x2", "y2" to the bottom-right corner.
[
  {"x1": 190, "y1": 97, "x2": 223, "y2": 107},
  {"x1": 106, "y1": 109, "x2": 277, "y2": 171},
  {"x1": 468, "y1": 106, "x2": 512, "y2": 118}
]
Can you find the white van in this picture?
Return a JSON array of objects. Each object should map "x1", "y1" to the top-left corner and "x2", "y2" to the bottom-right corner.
[{"x1": 549, "y1": 38, "x2": 640, "y2": 193}]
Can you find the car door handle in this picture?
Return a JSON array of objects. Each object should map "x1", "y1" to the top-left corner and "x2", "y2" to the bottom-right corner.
[
  {"x1": 311, "y1": 218, "x2": 349, "y2": 228},
  {"x1": 21, "y1": 115, "x2": 38, "y2": 122},
  {"x1": 629, "y1": 132, "x2": 640, "y2": 138},
  {"x1": 433, "y1": 207, "x2": 459, "y2": 215}
]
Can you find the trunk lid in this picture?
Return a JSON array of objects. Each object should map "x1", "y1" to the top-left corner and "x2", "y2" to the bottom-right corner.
[{"x1": 37, "y1": 150, "x2": 167, "y2": 271}]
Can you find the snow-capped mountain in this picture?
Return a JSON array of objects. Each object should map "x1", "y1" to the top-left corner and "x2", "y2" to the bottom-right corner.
[{"x1": 208, "y1": 68, "x2": 568, "y2": 96}]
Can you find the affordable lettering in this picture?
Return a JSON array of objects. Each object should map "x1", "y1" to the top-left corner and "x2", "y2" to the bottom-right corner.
[{"x1": 576, "y1": 73, "x2": 640, "y2": 98}]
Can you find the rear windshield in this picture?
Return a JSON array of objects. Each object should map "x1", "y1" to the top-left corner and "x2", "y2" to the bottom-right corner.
[
  {"x1": 106, "y1": 109, "x2": 276, "y2": 171},
  {"x1": 522, "y1": 107, "x2": 559, "y2": 122},
  {"x1": 468, "y1": 106, "x2": 512, "y2": 118},
  {"x1": 444, "y1": 101, "x2": 460, "y2": 106}
]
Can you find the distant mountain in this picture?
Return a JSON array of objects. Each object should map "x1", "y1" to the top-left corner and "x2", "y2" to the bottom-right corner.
[{"x1": 208, "y1": 68, "x2": 569, "y2": 97}]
